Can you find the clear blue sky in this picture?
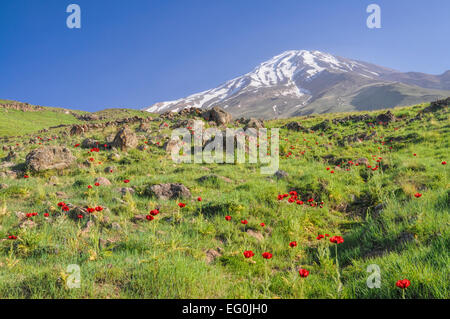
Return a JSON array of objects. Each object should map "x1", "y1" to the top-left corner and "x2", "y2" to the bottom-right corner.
[{"x1": 0, "y1": 0, "x2": 449, "y2": 111}]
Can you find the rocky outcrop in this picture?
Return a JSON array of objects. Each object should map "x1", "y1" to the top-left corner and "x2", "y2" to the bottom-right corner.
[{"x1": 25, "y1": 146, "x2": 76, "y2": 171}]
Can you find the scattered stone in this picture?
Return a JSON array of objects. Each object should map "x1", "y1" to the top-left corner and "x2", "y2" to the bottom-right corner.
[
  {"x1": 422, "y1": 97, "x2": 449, "y2": 113},
  {"x1": 81, "y1": 138, "x2": 99, "y2": 149},
  {"x1": 55, "y1": 191, "x2": 68, "y2": 198},
  {"x1": 111, "y1": 222, "x2": 121, "y2": 230},
  {"x1": 197, "y1": 174, "x2": 232, "y2": 184},
  {"x1": 246, "y1": 229, "x2": 264, "y2": 241},
  {"x1": 94, "y1": 177, "x2": 112, "y2": 186},
  {"x1": 131, "y1": 214, "x2": 147, "y2": 223},
  {"x1": 356, "y1": 158, "x2": 369, "y2": 165},
  {"x1": 148, "y1": 183, "x2": 191, "y2": 200},
  {"x1": 163, "y1": 139, "x2": 181, "y2": 153},
  {"x1": 117, "y1": 187, "x2": 135, "y2": 195},
  {"x1": 25, "y1": 146, "x2": 76, "y2": 172},
  {"x1": 20, "y1": 219, "x2": 36, "y2": 229},
  {"x1": 243, "y1": 118, "x2": 264, "y2": 130},
  {"x1": 283, "y1": 122, "x2": 307, "y2": 132},
  {"x1": 376, "y1": 110, "x2": 396, "y2": 124},
  {"x1": 274, "y1": 170, "x2": 289, "y2": 179},
  {"x1": 4, "y1": 151, "x2": 17, "y2": 162},
  {"x1": 205, "y1": 248, "x2": 222, "y2": 264},
  {"x1": 202, "y1": 106, "x2": 232, "y2": 126},
  {"x1": 104, "y1": 166, "x2": 115, "y2": 173}
]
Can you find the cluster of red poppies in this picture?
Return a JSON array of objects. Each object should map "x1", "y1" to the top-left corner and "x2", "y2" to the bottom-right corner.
[
  {"x1": 329, "y1": 235, "x2": 344, "y2": 244},
  {"x1": 277, "y1": 191, "x2": 324, "y2": 208},
  {"x1": 146, "y1": 209, "x2": 160, "y2": 221},
  {"x1": 58, "y1": 202, "x2": 70, "y2": 212}
]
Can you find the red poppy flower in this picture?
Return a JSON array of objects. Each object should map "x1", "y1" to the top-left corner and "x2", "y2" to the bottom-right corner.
[
  {"x1": 316, "y1": 234, "x2": 324, "y2": 240},
  {"x1": 225, "y1": 215, "x2": 231, "y2": 221},
  {"x1": 74, "y1": 144, "x2": 80, "y2": 147},
  {"x1": 330, "y1": 170, "x2": 334, "y2": 174},
  {"x1": 413, "y1": 153, "x2": 417, "y2": 156},
  {"x1": 241, "y1": 220, "x2": 248, "y2": 225},
  {"x1": 277, "y1": 194, "x2": 283, "y2": 201},
  {"x1": 330, "y1": 236, "x2": 344, "y2": 244},
  {"x1": 89, "y1": 157, "x2": 94, "y2": 162},
  {"x1": 94, "y1": 182, "x2": 100, "y2": 187},
  {"x1": 243, "y1": 250, "x2": 255, "y2": 258},
  {"x1": 414, "y1": 193, "x2": 422, "y2": 198},
  {"x1": 8, "y1": 235, "x2": 17, "y2": 240},
  {"x1": 296, "y1": 200, "x2": 303, "y2": 205},
  {"x1": 95, "y1": 206, "x2": 103, "y2": 212},
  {"x1": 62, "y1": 206, "x2": 70, "y2": 212},
  {"x1": 87, "y1": 185, "x2": 92, "y2": 189},
  {"x1": 146, "y1": 215, "x2": 154, "y2": 221},
  {"x1": 77, "y1": 214, "x2": 83, "y2": 219},
  {"x1": 24, "y1": 175, "x2": 29, "y2": 178},
  {"x1": 298, "y1": 268, "x2": 309, "y2": 278},
  {"x1": 260, "y1": 223, "x2": 265, "y2": 227},
  {"x1": 150, "y1": 209, "x2": 159, "y2": 216},
  {"x1": 262, "y1": 252, "x2": 273, "y2": 259},
  {"x1": 442, "y1": 161, "x2": 447, "y2": 165},
  {"x1": 288, "y1": 197, "x2": 295, "y2": 203},
  {"x1": 289, "y1": 241, "x2": 297, "y2": 248},
  {"x1": 178, "y1": 203, "x2": 186, "y2": 208},
  {"x1": 325, "y1": 234, "x2": 329, "y2": 237},
  {"x1": 57, "y1": 202, "x2": 66, "y2": 207},
  {"x1": 124, "y1": 179, "x2": 130, "y2": 183},
  {"x1": 396, "y1": 279, "x2": 411, "y2": 289},
  {"x1": 197, "y1": 197, "x2": 202, "y2": 202},
  {"x1": 87, "y1": 207, "x2": 95, "y2": 213},
  {"x1": 44, "y1": 213, "x2": 49, "y2": 217}
]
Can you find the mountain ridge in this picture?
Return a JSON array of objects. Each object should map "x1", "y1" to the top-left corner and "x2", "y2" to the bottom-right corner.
[{"x1": 144, "y1": 50, "x2": 450, "y2": 119}]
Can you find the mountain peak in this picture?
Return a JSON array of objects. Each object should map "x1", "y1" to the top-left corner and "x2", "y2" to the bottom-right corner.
[{"x1": 144, "y1": 50, "x2": 450, "y2": 118}]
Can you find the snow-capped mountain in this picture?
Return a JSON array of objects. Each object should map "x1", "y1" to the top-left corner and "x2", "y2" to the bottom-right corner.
[{"x1": 144, "y1": 50, "x2": 450, "y2": 119}]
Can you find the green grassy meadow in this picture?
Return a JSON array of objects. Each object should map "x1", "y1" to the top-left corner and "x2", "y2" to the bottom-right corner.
[{"x1": 0, "y1": 101, "x2": 448, "y2": 298}]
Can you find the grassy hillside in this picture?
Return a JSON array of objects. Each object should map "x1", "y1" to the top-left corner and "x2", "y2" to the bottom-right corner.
[
  {"x1": 0, "y1": 108, "x2": 82, "y2": 137},
  {"x1": 0, "y1": 101, "x2": 448, "y2": 299}
]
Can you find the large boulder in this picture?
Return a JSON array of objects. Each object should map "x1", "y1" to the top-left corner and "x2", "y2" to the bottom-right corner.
[
  {"x1": 148, "y1": 183, "x2": 191, "y2": 200},
  {"x1": 25, "y1": 146, "x2": 76, "y2": 172},
  {"x1": 202, "y1": 107, "x2": 232, "y2": 126},
  {"x1": 112, "y1": 126, "x2": 138, "y2": 151}
]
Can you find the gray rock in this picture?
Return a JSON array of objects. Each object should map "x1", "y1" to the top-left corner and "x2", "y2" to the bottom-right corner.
[{"x1": 112, "y1": 126, "x2": 138, "y2": 151}]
